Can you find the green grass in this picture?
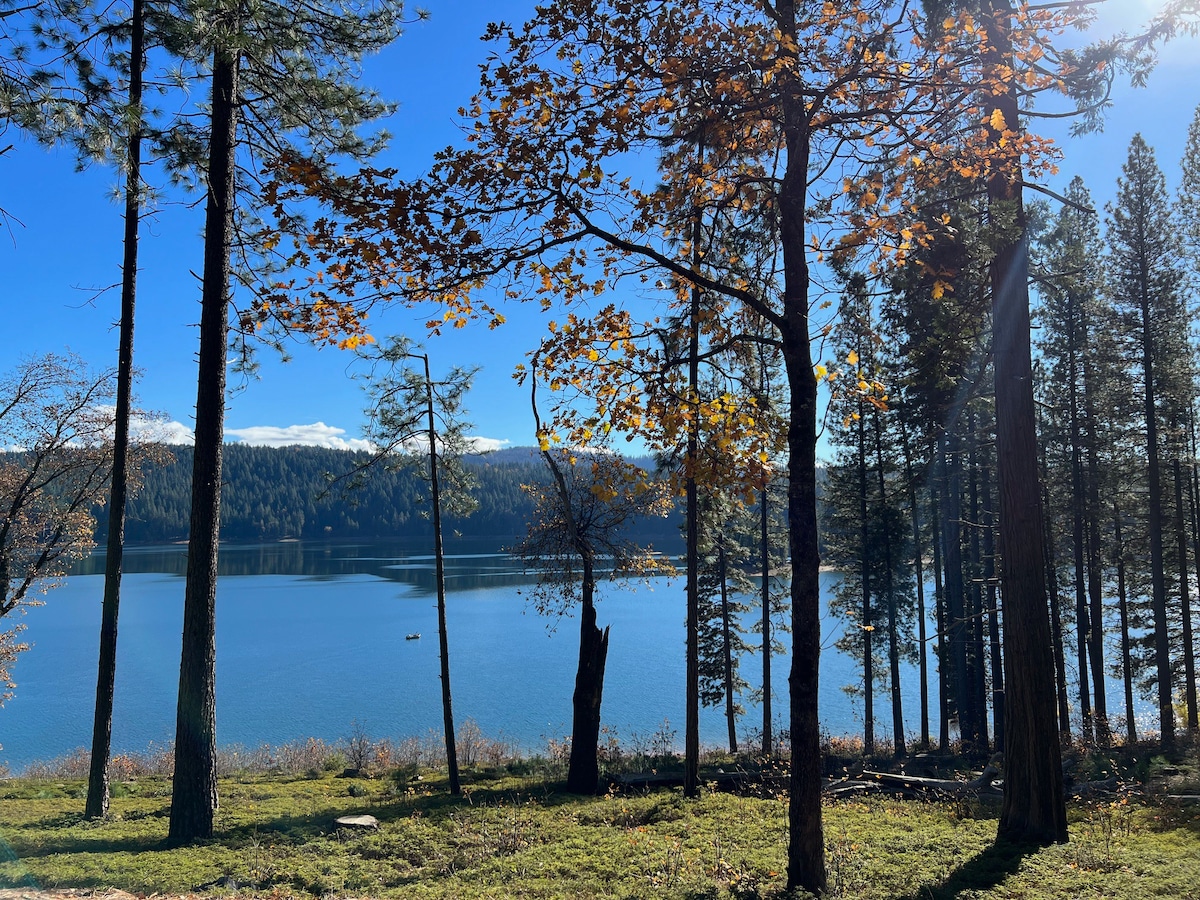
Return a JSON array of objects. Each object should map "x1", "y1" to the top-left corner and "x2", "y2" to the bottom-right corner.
[{"x1": 2, "y1": 768, "x2": 1199, "y2": 899}]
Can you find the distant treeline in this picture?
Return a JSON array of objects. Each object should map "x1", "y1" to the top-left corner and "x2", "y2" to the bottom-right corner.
[{"x1": 94, "y1": 444, "x2": 687, "y2": 546}]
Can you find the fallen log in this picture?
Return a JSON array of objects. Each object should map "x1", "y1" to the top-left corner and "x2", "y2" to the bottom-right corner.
[
  {"x1": 826, "y1": 754, "x2": 1003, "y2": 798},
  {"x1": 823, "y1": 781, "x2": 886, "y2": 798},
  {"x1": 1068, "y1": 777, "x2": 1119, "y2": 797},
  {"x1": 610, "y1": 769, "x2": 786, "y2": 790}
]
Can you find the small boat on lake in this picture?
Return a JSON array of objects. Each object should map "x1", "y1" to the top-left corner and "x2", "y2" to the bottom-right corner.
[{"x1": 405, "y1": 633, "x2": 421, "y2": 640}]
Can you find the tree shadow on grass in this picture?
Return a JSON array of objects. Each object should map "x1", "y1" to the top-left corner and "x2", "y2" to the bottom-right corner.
[
  {"x1": 7, "y1": 776, "x2": 594, "y2": 861},
  {"x1": 898, "y1": 839, "x2": 1039, "y2": 900}
]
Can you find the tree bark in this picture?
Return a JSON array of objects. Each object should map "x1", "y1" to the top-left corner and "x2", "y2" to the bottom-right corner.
[
  {"x1": 942, "y1": 431, "x2": 971, "y2": 748},
  {"x1": 683, "y1": 159, "x2": 702, "y2": 799},
  {"x1": 859, "y1": 392, "x2": 875, "y2": 755},
  {"x1": 567, "y1": 556, "x2": 609, "y2": 794},
  {"x1": 1173, "y1": 459, "x2": 1198, "y2": 730},
  {"x1": 169, "y1": 39, "x2": 239, "y2": 846},
  {"x1": 1040, "y1": 452, "x2": 1072, "y2": 743},
  {"x1": 985, "y1": 0, "x2": 1066, "y2": 843},
  {"x1": 1082, "y1": 318, "x2": 1109, "y2": 745},
  {"x1": 874, "y1": 406, "x2": 904, "y2": 758},
  {"x1": 778, "y1": 47, "x2": 825, "y2": 890},
  {"x1": 899, "y1": 415, "x2": 930, "y2": 750},
  {"x1": 1140, "y1": 263, "x2": 1175, "y2": 749},
  {"x1": 760, "y1": 476, "x2": 773, "y2": 757},
  {"x1": 932, "y1": 493, "x2": 949, "y2": 750},
  {"x1": 426, "y1": 354, "x2": 461, "y2": 795},
  {"x1": 981, "y1": 447, "x2": 1005, "y2": 753},
  {"x1": 719, "y1": 544, "x2": 738, "y2": 753},
  {"x1": 86, "y1": 0, "x2": 144, "y2": 820},
  {"x1": 1188, "y1": 408, "x2": 1200, "y2": 731},
  {"x1": 1113, "y1": 502, "x2": 1137, "y2": 746},
  {"x1": 966, "y1": 411, "x2": 989, "y2": 752},
  {"x1": 1068, "y1": 325, "x2": 1094, "y2": 743}
]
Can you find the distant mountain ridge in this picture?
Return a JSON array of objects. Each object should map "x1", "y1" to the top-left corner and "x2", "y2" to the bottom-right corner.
[{"x1": 94, "y1": 443, "x2": 681, "y2": 546}]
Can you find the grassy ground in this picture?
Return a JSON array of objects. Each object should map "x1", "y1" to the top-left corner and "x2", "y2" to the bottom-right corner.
[{"x1": 2, "y1": 760, "x2": 1200, "y2": 900}]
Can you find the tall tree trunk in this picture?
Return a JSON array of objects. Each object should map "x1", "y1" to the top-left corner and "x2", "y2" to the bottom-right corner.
[
  {"x1": 981, "y1": 447, "x2": 1005, "y2": 752},
  {"x1": 1113, "y1": 502, "x2": 1137, "y2": 745},
  {"x1": 967, "y1": 411, "x2": 989, "y2": 752},
  {"x1": 85, "y1": 0, "x2": 144, "y2": 821},
  {"x1": 1180, "y1": 412, "x2": 1200, "y2": 734},
  {"x1": 1140, "y1": 277, "x2": 1175, "y2": 749},
  {"x1": 932, "y1": 493, "x2": 949, "y2": 750},
  {"x1": 1173, "y1": 459, "x2": 1198, "y2": 730},
  {"x1": 899, "y1": 415, "x2": 930, "y2": 750},
  {"x1": 1041, "y1": 449, "x2": 1072, "y2": 742},
  {"x1": 719, "y1": 544, "x2": 738, "y2": 753},
  {"x1": 567, "y1": 554, "x2": 608, "y2": 794},
  {"x1": 942, "y1": 431, "x2": 971, "y2": 748},
  {"x1": 1188, "y1": 408, "x2": 1200, "y2": 731},
  {"x1": 1082, "y1": 325, "x2": 1108, "y2": 745},
  {"x1": 778, "y1": 68, "x2": 825, "y2": 893},
  {"x1": 760, "y1": 477, "x2": 773, "y2": 757},
  {"x1": 683, "y1": 185, "x2": 702, "y2": 799},
  {"x1": 426, "y1": 355, "x2": 460, "y2": 795},
  {"x1": 169, "y1": 39, "x2": 239, "y2": 845},
  {"x1": 874, "y1": 406, "x2": 904, "y2": 757},
  {"x1": 1069, "y1": 330, "x2": 1094, "y2": 743},
  {"x1": 985, "y1": 0, "x2": 1066, "y2": 842},
  {"x1": 859, "y1": 394, "x2": 875, "y2": 755}
]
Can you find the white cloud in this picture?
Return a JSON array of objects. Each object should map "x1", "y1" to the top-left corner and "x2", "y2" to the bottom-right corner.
[
  {"x1": 393, "y1": 435, "x2": 511, "y2": 454},
  {"x1": 137, "y1": 418, "x2": 195, "y2": 445},
  {"x1": 224, "y1": 422, "x2": 375, "y2": 451},
  {"x1": 466, "y1": 436, "x2": 511, "y2": 453},
  {"x1": 133, "y1": 420, "x2": 511, "y2": 454}
]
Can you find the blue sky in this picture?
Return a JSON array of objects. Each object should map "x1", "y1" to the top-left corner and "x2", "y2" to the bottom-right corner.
[{"x1": 2, "y1": 0, "x2": 1196, "y2": 457}]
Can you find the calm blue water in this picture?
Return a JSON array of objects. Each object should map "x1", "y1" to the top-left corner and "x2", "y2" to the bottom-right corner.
[{"x1": 0, "y1": 541, "x2": 936, "y2": 771}]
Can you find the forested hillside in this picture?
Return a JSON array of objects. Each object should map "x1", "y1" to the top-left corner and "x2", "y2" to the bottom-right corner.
[{"x1": 95, "y1": 444, "x2": 684, "y2": 546}]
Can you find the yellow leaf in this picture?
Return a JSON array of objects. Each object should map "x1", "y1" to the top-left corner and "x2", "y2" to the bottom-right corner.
[
  {"x1": 988, "y1": 108, "x2": 1006, "y2": 131},
  {"x1": 847, "y1": 350, "x2": 859, "y2": 365}
]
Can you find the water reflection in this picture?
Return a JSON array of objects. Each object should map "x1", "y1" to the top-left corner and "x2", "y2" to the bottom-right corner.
[{"x1": 71, "y1": 539, "x2": 676, "y2": 594}]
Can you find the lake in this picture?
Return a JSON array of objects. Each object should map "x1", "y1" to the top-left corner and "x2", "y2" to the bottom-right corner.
[{"x1": 0, "y1": 540, "x2": 934, "y2": 771}]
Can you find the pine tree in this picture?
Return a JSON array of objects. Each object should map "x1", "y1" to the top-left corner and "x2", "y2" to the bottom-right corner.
[
  {"x1": 695, "y1": 487, "x2": 753, "y2": 754},
  {"x1": 825, "y1": 270, "x2": 915, "y2": 757},
  {"x1": 358, "y1": 337, "x2": 479, "y2": 795},
  {"x1": 1106, "y1": 134, "x2": 1189, "y2": 750},
  {"x1": 166, "y1": 0, "x2": 407, "y2": 843},
  {"x1": 887, "y1": 188, "x2": 992, "y2": 752},
  {"x1": 1034, "y1": 176, "x2": 1114, "y2": 745}
]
